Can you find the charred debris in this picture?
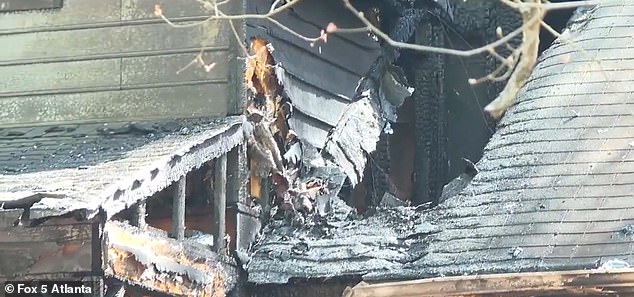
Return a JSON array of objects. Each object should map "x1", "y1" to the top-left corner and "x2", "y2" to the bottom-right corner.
[
  {"x1": 240, "y1": 0, "x2": 584, "y2": 295},
  {"x1": 240, "y1": 0, "x2": 480, "y2": 292},
  {"x1": 242, "y1": 0, "x2": 455, "y2": 225}
]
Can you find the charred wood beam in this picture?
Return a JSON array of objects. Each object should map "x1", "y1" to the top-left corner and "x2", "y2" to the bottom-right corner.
[
  {"x1": 369, "y1": 133, "x2": 390, "y2": 206},
  {"x1": 409, "y1": 19, "x2": 448, "y2": 206},
  {"x1": 171, "y1": 176, "x2": 186, "y2": 240},
  {"x1": 214, "y1": 153, "x2": 227, "y2": 253},
  {"x1": 104, "y1": 221, "x2": 237, "y2": 297},
  {"x1": 343, "y1": 268, "x2": 634, "y2": 297}
]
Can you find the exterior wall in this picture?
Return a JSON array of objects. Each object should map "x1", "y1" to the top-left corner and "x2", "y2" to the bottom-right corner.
[
  {"x1": 246, "y1": 0, "x2": 382, "y2": 149},
  {"x1": 0, "y1": 212, "x2": 101, "y2": 282},
  {"x1": 0, "y1": 0, "x2": 244, "y2": 128}
]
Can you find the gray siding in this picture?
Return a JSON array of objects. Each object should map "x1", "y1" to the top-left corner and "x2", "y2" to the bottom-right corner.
[
  {"x1": 246, "y1": 0, "x2": 381, "y2": 148},
  {"x1": 0, "y1": 0, "x2": 243, "y2": 128}
]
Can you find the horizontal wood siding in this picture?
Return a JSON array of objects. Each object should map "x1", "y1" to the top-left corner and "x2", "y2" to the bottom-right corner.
[
  {"x1": 0, "y1": 0, "x2": 62, "y2": 12},
  {"x1": 0, "y1": 0, "x2": 242, "y2": 128},
  {"x1": 0, "y1": 223, "x2": 97, "y2": 279},
  {"x1": 246, "y1": 0, "x2": 381, "y2": 148}
]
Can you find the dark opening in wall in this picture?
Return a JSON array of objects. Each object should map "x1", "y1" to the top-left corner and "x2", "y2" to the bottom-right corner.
[
  {"x1": 539, "y1": 3, "x2": 579, "y2": 54},
  {"x1": 133, "y1": 165, "x2": 220, "y2": 245}
]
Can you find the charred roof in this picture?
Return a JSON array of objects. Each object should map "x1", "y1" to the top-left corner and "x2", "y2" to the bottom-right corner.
[
  {"x1": 246, "y1": 0, "x2": 634, "y2": 285},
  {"x1": 0, "y1": 116, "x2": 244, "y2": 221}
]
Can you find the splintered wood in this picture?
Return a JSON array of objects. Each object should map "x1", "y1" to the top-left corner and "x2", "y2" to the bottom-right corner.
[
  {"x1": 244, "y1": 37, "x2": 288, "y2": 199},
  {"x1": 243, "y1": 38, "x2": 327, "y2": 213},
  {"x1": 245, "y1": 38, "x2": 278, "y2": 105}
]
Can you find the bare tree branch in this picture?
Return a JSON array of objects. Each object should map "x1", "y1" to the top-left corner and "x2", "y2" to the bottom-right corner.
[{"x1": 157, "y1": 0, "x2": 603, "y2": 118}]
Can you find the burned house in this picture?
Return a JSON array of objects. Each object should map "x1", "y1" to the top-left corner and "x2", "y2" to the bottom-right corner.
[
  {"x1": 2, "y1": 0, "x2": 633, "y2": 296},
  {"x1": 246, "y1": 0, "x2": 634, "y2": 297},
  {"x1": 0, "y1": 1, "x2": 256, "y2": 296}
]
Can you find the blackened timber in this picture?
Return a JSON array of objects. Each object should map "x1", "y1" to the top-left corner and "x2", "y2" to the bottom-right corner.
[
  {"x1": 171, "y1": 176, "x2": 186, "y2": 240},
  {"x1": 226, "y1": 146, "x2": 242, "y2": 205},
  {"x1": 214, "y1": 154, "x2": 227, "y2": 253},
  {"x1": 408, "y1": 20, "x2": 449, "y2": 206}
]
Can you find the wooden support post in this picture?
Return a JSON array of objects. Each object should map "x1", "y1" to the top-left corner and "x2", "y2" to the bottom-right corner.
[
  {"x1": 260, "y1": 177, "x2": 271, "y2": 221},
  {"x1": 171, "y1": 176, "x2": 186, "y2": 240},
  {"x1": 226, "y1": 144, "x2": 246, "y2": 205},
  {"x1": 214, "y1": 154, "x2": 227, "y2": 253},
  {"x1": 131, "y1": 201, "x2": 146, "y2": 228},
  {"x1": 227, "y1": 144, "x2": 252, "y2": 251}
]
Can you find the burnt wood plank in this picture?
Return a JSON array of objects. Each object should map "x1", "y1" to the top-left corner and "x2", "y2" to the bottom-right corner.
[
  {"x1": 247, "y1": 0, "x2": 380, "y2": 77},
  {"x1": 0, "y1": 84, "x2": 229, "y2": 127},
  {"x1": 275, "y1": 66, "x2": 348, "y2": 127},
  {"x1": 0, "y1": 23, "x2": 231, "y2": 64},
  {"x1": 323, "y1": 97, "x2": 385, "y2": 186},
  {"x1": 0, "y1": 51, "x2": 231, "y2": 96},
  {"x1": 288, "y1": 111, "x2": 332, "y2": 149},
  {"x1": 0, "y1": 223, "x2": 95, "y2": 278},
  {"x1": 0, "y1": 0, "x2": 62, "y2": 12}
]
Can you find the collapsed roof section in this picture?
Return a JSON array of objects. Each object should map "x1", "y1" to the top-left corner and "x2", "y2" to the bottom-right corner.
[
  {"x1": 0, "y1": 116, "x2": 244, "y2": 221},
  {"x1": 247, "y1": 0, "x2": 634, "y2": 287},
  {"x1": 398, "y1": 0, "x2": 634, "y2": 278}
]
